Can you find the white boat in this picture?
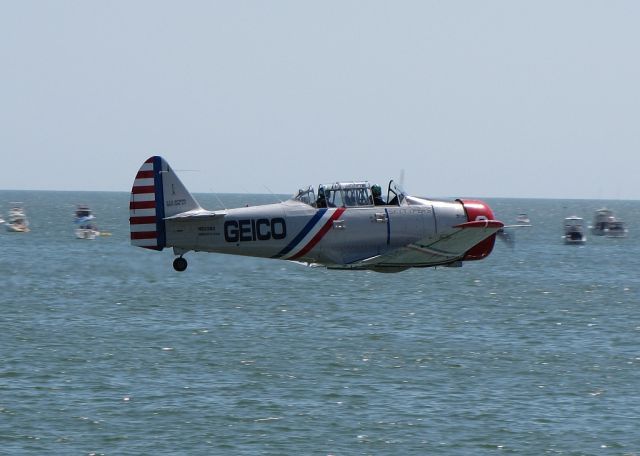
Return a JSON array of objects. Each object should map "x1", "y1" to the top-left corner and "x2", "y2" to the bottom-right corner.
[
  {"x1": 563, "y1": 216, "x2": 586, "y2": 244},
  {"x1": 606, "y1": 219, "x2": 627, "y2": 238},
  {"x1": 516, "y1": 213, "x2": 530, "y2": 224},
  {"x1": 590, "y1": 208, "x2": 615, "y2": 236},
  {"x1": 6, "y1": 202, "x2": 30, "y2": 233},
  {"x1": 74, "y1": 204, "x2": 100, "y2": 239}
]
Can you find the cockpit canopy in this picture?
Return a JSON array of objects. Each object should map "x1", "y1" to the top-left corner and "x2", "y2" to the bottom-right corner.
[{"x1": 293, "y1": 181, "x2": 407, "y2": 208}]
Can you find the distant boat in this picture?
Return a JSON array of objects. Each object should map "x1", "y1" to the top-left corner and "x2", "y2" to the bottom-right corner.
[
  {"x1": 563, "y1": 216, "x2": 586, "y2": 244},
  {"x1": 6, "y1": 202, "x2": 30, "y2": 233},
  {"x1": 606, "y1": 219, "x2": 627, "y2": 238},
  {"x1": 590, "y1": 207, "x2": 626, "y2": 237},
  {"x1": 590, "y1": 208, "x2": 614, "y2": 236},
  {"x1": 74, "y1": 204, "x2": 100, "y2": 240},
  {"x1": 516, "y1": 213, "x2": 530, "y2": 224}
]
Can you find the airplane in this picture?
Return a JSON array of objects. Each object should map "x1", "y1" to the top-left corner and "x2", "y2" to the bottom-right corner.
[{"x1": 130, "y1": 156, "x2": 505, "y2": 273}]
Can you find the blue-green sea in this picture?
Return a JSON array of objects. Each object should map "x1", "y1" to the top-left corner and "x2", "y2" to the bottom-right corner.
[{"x1": 1, "y1": 190, "x2": 640, "y2": 455}]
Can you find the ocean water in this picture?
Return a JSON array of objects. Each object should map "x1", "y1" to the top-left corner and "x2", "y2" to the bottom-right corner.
[{"x1": 1, "y1": 190, "x2": 640, "y2": 455}]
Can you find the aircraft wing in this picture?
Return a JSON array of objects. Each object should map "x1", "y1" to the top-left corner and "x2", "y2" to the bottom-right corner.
[{"x1": 345, "y1": 220, "x2": 504, "y2": 269}]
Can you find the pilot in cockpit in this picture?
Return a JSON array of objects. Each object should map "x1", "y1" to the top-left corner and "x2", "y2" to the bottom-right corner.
[
  {"x1": 371, "y1": 184, "x2": 385, "y2": 206},
  {"x1": 316, "y1": 189, "x2": 327, "y2": 208}
]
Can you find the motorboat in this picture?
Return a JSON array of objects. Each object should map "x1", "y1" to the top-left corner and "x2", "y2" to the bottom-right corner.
[
  {"x1": 74, "y1": 204, "x2": 100, "y2": 239},
  {"x1": 590, "y1": 208, "x2": 615, "y2": 236},
  {"x1": 516, "y1": 213, "x2": 530, "y2": 224},
  {"x1": 563, "y1": 216, "x2": 586, "y2": 244},
  {"x1": 6, "y1": 202, "x2": 30, "y2": 233},
  {"x1": 606, "y1": 219, "x2": 627, "y2": 238}
]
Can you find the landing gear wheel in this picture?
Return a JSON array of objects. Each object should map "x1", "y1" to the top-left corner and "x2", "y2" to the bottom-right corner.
[{"x1": 173, "y1": 257, "x2": 188, "y2": 272}]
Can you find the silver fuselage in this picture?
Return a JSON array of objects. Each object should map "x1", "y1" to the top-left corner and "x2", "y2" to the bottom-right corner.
[
  {"x1": 166, "y1": 197, "x2": 467, "y2": 267},
  {"x1": 130, "y1": 156, "x2": 501, "y2": 272}
]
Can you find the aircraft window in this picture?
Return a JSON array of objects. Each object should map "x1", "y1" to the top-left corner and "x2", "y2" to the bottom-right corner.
[
  {"x1": 317, "y1": 183, "x2": 377, "y2": 208},
  {"x1": 316, "y1": 188, "x2": 327, "y2": 207},
  {"x1": 325, "y1": 188, "x2": 344, "y2": 207},
  {"x1": 387, "y1": 180, "x2": 406, "y2": 206},
  {"x1": 343, "y1": 186, "x2": 373, "y2": 207},
  {"x1": 294, "y1": 186, "x2": 315, "y2": 206},
  {"x1": 317, "y1": 184, "x2": 346, "y2": 207}
]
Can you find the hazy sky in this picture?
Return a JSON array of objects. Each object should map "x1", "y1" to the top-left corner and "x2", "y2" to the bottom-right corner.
[{"x1": 2, "y1": 1, "x2": 639, "y2": 199}]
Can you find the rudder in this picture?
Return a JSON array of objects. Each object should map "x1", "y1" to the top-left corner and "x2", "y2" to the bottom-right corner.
[{"x1": 129, "y1": 156, "x2": 201, "y2": 250}]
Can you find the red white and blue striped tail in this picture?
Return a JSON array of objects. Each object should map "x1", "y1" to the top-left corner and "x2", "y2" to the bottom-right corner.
[{"x1": 129, "y1": 156, "x2": 201, "y2": 250}]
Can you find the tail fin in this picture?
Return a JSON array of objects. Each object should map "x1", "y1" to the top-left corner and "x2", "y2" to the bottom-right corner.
[{"x1": 129, "y1": 156, "x2": 201, "y2": 250}]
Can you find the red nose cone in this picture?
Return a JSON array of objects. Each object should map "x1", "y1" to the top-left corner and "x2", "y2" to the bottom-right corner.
[{"x1": 456, "y1": 199, "x2": 498, "y2": 261}]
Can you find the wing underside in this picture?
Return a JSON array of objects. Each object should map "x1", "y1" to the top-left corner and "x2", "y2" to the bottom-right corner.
[{"x1": 334, "y1": 220, "x2": 504, "y2": 271}]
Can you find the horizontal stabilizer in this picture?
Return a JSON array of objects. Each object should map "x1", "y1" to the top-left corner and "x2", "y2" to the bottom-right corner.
[{"x1": 164, "y1": 209, "x2": 226, "y2": 220}]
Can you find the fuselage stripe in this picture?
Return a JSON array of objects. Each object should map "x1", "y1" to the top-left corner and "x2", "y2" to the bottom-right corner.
[
  {"x1": 291, "y1": 207, "x2": 345, "y2": 260},
  {"x1": 272, "y1": 208, "x2": 327, "y2": 258},
  {"x1": 385, "y1": 208, "x2": 391, "y2": 245}
]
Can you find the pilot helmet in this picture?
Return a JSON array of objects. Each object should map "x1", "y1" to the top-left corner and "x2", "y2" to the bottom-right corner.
[{"x1": 371, "y1": 184, "x2": 381, "y2": 197}]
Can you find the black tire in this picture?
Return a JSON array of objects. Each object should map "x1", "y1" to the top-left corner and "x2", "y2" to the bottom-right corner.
[{"x1": 173, "y1": 257, "x2": 188, "y2": 272}]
